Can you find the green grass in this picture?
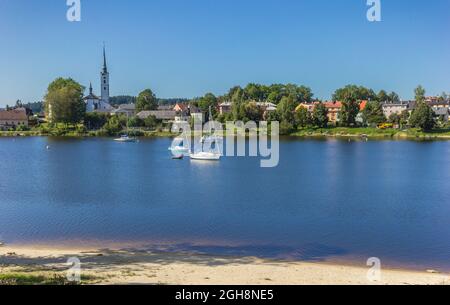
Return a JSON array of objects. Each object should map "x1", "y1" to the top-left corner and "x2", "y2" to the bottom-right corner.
[{"x1": 0, "y1": 273, "x2": 99, "y2": 285}]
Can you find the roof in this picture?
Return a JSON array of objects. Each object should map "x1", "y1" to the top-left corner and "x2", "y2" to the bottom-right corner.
[
  {"x1": 174, "y1": 103, "x2": 188, "y2": 112},
  {"x1": 157, "y1": 105, "x2": 174, "y2": 111},
  {"x1": 137, "y1": 110, "x2": 176, "y2": 120},
  {"x1": 118, "y1": 104, "x2": 135, "y2": 111},
  {"x1": 324, "y1": 101, "x2": 342, "y2": 109},
  {"x1": 359, "y1": 100, "x2": 368, "y2": 111},
  {"x1": 83, "y1": 93, "x2": 100, "y2": 100},
  {"x1": 433, "y1": 108, "x2": 449, "y2": 115},
  {"x1": 0, "y1": 108, "x2": 28, "y2": 121}
]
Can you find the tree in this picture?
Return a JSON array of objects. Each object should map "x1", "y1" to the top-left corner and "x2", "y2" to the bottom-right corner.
[
  {"x1": 362, "y1": 101, "x2": 386, "y2": 125},
  {"x1": 332, "y1": 85, "x2": 376, "y2": 102},
  {"x1": 144, "y1": 115, "x2": 158, "y2": 129},
  {"x1": 295, "y1": 107, "x2": 312, "y2": 127},
  {"x1": 136, "y1": 89, "x2": 158, "y2": 112},
  {"x1": 377, "y1": 90, "x2": 389, "y2": 103},
  {"x1": 44, "y1": 77, "x2": 85, "y2": 124},
  {"x1": 312, "y1": 103, "x2": 329, "y2": 128},
  {"x1": 197, "y1": 93, "x2": 218, "y2": 120},
  {"x1": 244, "y1": 102, "x2": 263, "y2": 122},
  {"x1": 339, "y1": 92, "x2": 360, "y2": 127},
  {"x1": 128, "y1": 116, "x2": 144, "y2": 128},
  {"x1": 414, "y1": 85, "x2": 426, "y2": 103},
  {"x1": 388, "y1": 91, "x2": 400, "y2": 103},
  {"x1": 409, "y1": 102, "x2": 435, "y2": 131},
  {"x1": 84, "y1": 112, "x2": 109, "y2": 130},
  {"x1": 277, "y1": 96, "x2": 297, "y2": 125},
  {"x1": 388, "y1": 113, "x2": 401, "y2": 125},
  {"x1": 103, "y1": 115, "x2": 124, "y2": 135}
]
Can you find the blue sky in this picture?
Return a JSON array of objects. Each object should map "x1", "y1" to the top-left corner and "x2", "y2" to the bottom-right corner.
[{"x1": 0, "y1": 0, "x2": 449, "y2": 106}]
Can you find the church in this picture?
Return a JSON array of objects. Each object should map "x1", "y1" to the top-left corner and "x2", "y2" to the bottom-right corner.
[{"x1": 84, "y1": 47, "x2": 113, "y2": 113}]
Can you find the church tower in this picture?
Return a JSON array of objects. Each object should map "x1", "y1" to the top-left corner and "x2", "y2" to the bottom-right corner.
[{"x1": 100, "y1": 46, "x2": 110, "y2": 103}]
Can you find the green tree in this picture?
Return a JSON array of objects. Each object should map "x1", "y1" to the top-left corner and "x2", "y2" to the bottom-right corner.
[
  {"x1": 144, "y1": 115, "x2": 158, "y2": 129},
  {"x1": 295, "y1": 107, "x2": 312, "y2": 127},
  {"x1": 84, "y1": 112, "x2": 109, "y2": 130},
  {"x1": 244, "y1": 101, "x2": 263, "y2": 122},
  {"x1": 103, "y1": 115, "x2": 124, "y2": 135},
  {"x1": 414, "y1": 85, "x2": 426, "y2": 103},
  {"x1": 388, "y1": 91, "x2": 400, "y2": 103},
  {"x1": 136, "y1": 89, "x2": 158, "y2": 112},
  {"x1": 332, "y1": 85, "x2": 376, "y2": 102},
  {"x1": 44, "y1": 77, "x2": 85, "y2": 124},
  {"x1": 277, "y1": 96, "x2": 297, "y2": 125},
  {"x1": 128, "y1": 116, "x2": 144, "y2": 128},
  {"x1": 312, "y1": 103, "x2": 329, "y2": 128},
  {"x1": 377, "y1": 90, "x2": 389, "y2": 103},
  {"x1": 197, "y1": 93, "x2": 218, "y2": 120},
  {"x1": 362, "y1": 101, "x2": 386, "y2": 125},
  {"x1": 339, "y1": 92, "x2": 360, "y2": 127},
  {"x1": 410, "y1": 102, "x2": 435, "y2": 131}
]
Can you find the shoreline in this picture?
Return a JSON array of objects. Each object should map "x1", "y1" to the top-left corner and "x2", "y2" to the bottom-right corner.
[{"x1": 1, "y1": 243, "x2": 448, "y2": 285}]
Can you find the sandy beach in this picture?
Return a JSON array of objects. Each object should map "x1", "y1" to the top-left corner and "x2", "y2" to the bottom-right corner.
[{"x1": 0, "y1": 244, "x2": 448, "y2": 285}]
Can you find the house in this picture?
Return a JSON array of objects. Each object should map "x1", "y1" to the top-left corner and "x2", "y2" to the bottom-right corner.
[
  {"x1": 111, "y1": 104, "x2": 135, "y2": 116},
  {"x1": 382, "y1": 101, "x2": 409, "y2": 118},
  {"x1": 324, "y1": 101, "x2": 342, "y2": 123},
  {"x1": 0, "y1": 108, "x2": 28, "y2": 129},
  {"x1": 323, "y1": 101, "x2": 368, "y2": 124},
  {"x1": 218, "y1": 102, "x2": 232, "y2": 115},
  {"x1": 188, "y1": 104, "x2": 204, "y2": 123},
  {"x1": 218, "y1": 101, "x2": 277, "y2": 117},
  {"x1": 137, "y1": 110, "x2": 177, "y2": 121},
  {"x1": 434, "y1": 107, "x2": 450, "y2": 122},
  {"x1": 295, "y1": 102, "x2": 318, "y2": 113}
]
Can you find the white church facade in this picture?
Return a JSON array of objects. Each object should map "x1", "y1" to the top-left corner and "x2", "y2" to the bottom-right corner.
[{"x1": 84, "y1": 47, "x2": 113, "y2": 113}]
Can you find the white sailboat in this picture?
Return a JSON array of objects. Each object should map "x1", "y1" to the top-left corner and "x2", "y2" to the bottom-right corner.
[{"x1": 190, "y1": 106, "x2": 221, "y2": 161}]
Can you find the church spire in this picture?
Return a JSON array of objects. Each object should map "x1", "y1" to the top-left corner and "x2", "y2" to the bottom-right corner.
[
  {"x1": 103, "y1": 44, "x2": 108, "y2": 73},
  {"x1": 89, "y1": 82, "x2": 93, "y2": 95}
]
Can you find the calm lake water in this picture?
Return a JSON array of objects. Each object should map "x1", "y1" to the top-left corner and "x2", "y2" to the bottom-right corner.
[{"x1": 0, "y1": 137, "x2": 449, "y2": 270}]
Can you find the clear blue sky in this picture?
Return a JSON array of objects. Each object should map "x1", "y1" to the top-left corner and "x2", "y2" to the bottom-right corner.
[{"x1": 0, "y1": 0, "x2": 449, "y2": 106}]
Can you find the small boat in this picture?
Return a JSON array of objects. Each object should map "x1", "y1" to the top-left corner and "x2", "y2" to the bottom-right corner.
[
  {"x1": 114, "y1": 135, "x2": 137, "y2": 142},
  {"x1": 168, "y1": 146, "x2": 190, "y2": 153},
  {"x1": 190, "y1": 151, "x2": 221, "y2": 161}
]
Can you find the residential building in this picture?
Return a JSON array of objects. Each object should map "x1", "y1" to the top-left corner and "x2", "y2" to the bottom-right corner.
[
  {"x1": 111, "y1": 104, "x2": 136, "y2": 116},
  {"x1": 0, "y1": 108, "x2": 28, "y2": 129},
  {"x1": 382, "y1": 101, "x2": 409, "y2": 118},
  {"x1": 137, "y1": 110, "x2": 177, "y2": 121},
  {"x1": 218, "y1": 102, "x2": 232, "y2": 115}
]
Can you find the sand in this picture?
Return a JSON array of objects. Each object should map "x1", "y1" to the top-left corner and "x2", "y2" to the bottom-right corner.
[{"x1": 0, "y1": 244, "x2": 448, "y2": 285}]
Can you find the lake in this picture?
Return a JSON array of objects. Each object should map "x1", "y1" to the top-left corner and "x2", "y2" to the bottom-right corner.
[{"x1": 0, "y1": 137, "x2": 449, "y2": 271}]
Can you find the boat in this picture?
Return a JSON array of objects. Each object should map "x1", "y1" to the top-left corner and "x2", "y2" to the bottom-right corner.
[
  {"x1": 168, "y1": 146, "x2": 190, "y2": 153},
  {"x1": 172, "y1": 155, "x2": 184, "y2": 160},
  {"x1": 114, "y1": 135, "x2": 137, "y2": 142},
  {"x1": 190, "y1": 151, "x2": 221, "y2": 161},
  {"x1": 114, "y1": 113, "x2": 137, "y2": 142}
]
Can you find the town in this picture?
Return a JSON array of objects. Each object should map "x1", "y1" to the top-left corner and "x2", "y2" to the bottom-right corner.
[{"x1": 0, "y1": 48, "x2": 449, "y2": 139}]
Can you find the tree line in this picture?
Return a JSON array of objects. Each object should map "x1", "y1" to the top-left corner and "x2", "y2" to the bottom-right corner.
[{"x1": 42, "y1": 77, "x2": 445, "y2": 135}]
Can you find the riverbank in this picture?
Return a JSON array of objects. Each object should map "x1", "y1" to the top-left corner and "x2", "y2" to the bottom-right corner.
[
  {"x1": 0, "y1": 245, "x2": 448, "y2": 285},
  {"x1": 2, "y1": 127, "x2": 450, "y2": 140}
]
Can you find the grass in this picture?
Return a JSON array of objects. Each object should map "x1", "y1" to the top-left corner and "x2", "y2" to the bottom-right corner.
[
  {"x1": 0, "y1": 272, "x2": 100, "y2": 285},
  {"x1": 2, "y1": 126, "x2": 450, "y2": 139},
  {"x1": 290, "y1": 126, "x2": 450, "y2": 139}
]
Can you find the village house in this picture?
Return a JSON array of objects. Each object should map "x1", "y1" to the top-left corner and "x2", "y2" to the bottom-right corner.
[
  {"x1": 110, "y1": 103, "x2": 136, "y2": 116},
  {"x1": 218, "y1": 101, "x2": 277, "y2": 117},
  {"x1": 0, "y1": 108, "x2": 28, "y2": 130},
  {"x1": 218, "y1": 102, "x2": 232, "y2": 115},
  {"x1": 382, "y1": 101, "x2": 409, "y2": 118}
]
